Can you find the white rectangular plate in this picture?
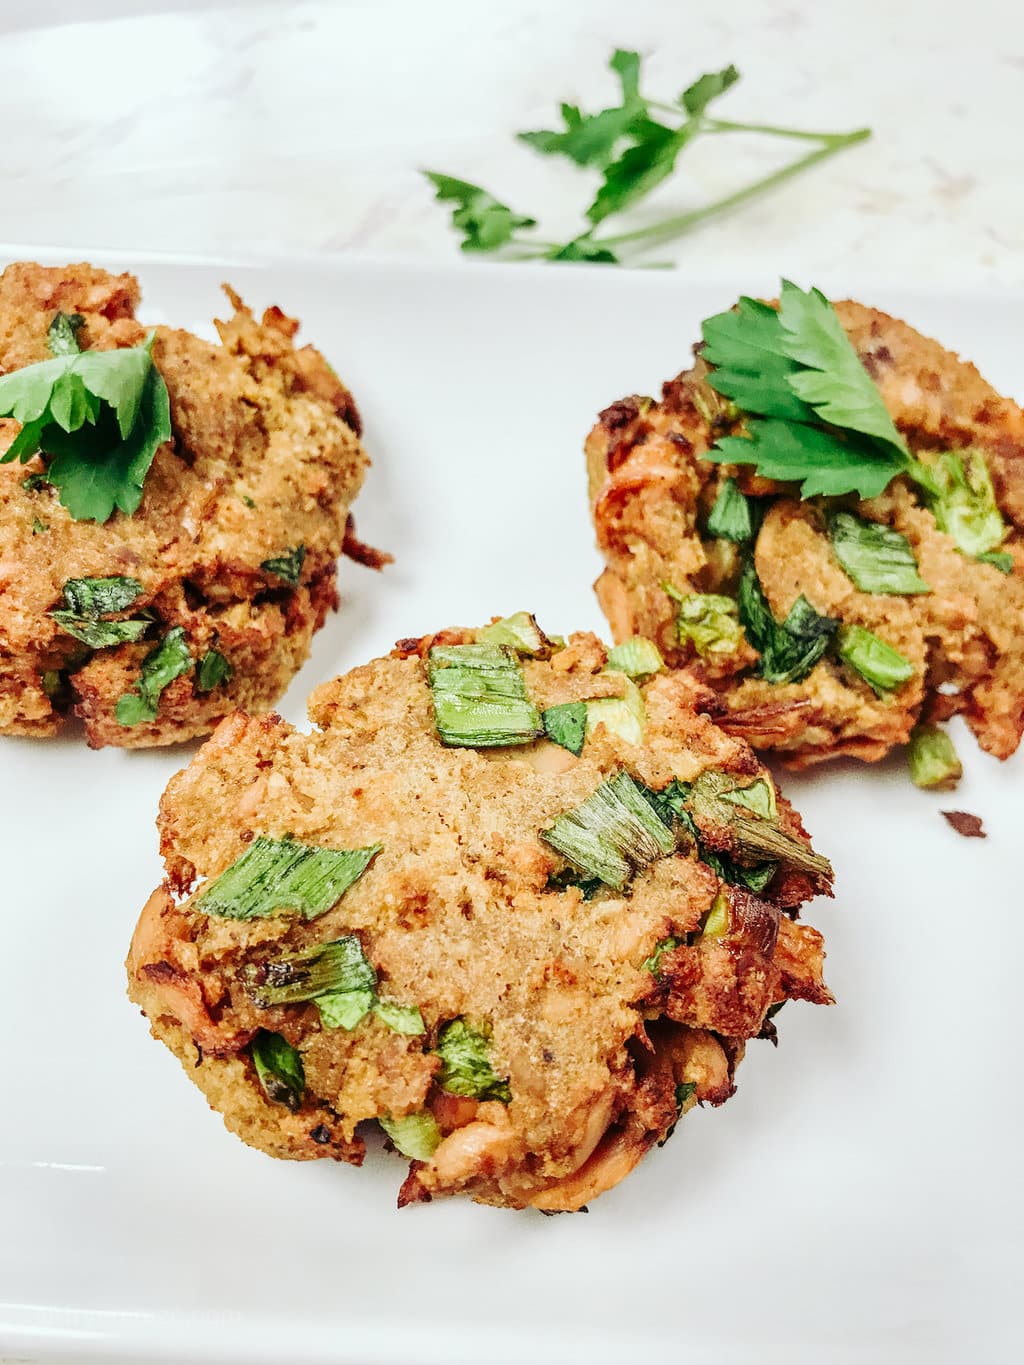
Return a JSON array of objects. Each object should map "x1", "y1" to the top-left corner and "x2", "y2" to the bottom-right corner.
[{"x1": 1, "y1": 253, "x2": 1020, "y2": 1365}]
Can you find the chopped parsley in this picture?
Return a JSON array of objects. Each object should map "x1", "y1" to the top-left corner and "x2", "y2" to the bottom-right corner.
[
  {"x1": 542, "y1": 701, "x2": 588, "y2": 755},
  {"x1": 115, "y1": 626, "x2": 193, "y2": 725},
  {"x1": 737, "y1": 558, "x2": 839, "y2": 684},
  {"x1": 195, "y1": 648, "x2": 233, "y2": 693},
  {"x1": 261, "y1": 545, "x2": 306, "y2": 585},
  {"x1": 706, "y1": 477, "x2": 757, "y2": 543},
  {"x1": 50, "y1": 575, "x2": 151, "y2": 649}
]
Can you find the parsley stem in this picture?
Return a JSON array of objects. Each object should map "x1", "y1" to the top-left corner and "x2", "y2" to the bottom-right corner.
[
  {"x1": 595, "y1": 128, "x2": 870, "y2": 251},
  {"x1": 703, "y1": 118, "x2": 871, "y2": 146}
]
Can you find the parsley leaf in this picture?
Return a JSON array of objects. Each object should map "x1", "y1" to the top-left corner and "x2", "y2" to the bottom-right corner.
[
  {"x1": 261, "y1": 545, "x2": 305, "y2": 585},
  {"x1": 680, "y1": 64, "x2": 740, "y2": 115},
  {"x1": 711, "y1": 419, "x2": 906, "y2": 500},
  {"x1": 587, "y1": 118, "x2": 698, "y2": 225},
  {"x1": 196, "y1": 648, "x2": 233, "y2": 693},
  {"x1": 706, "y1": 477, "x2": 758, "y2": 542},
  {"x1": 0, "y1": 334, "x2": 172, "y2": 523},
  {"x1": 518, "y1": 49, "x2": 645, "y2": 167},
  {"x1": 702, "y1": 295, "x2": 812, "y2": 421},
  {"x1": 777, "y1": 282, "x2": 907, "y2": 456},
  {"x1": 737, "y1": 558, "x2": 839, "y2": 684},
  {"x1": 115, "y1": 626, "x2": 193, "y2": 726},
  {"x1": 546, "y1": 238, "x2": 620, "y2": 264},
  {"x1": 422, "y1": 173, "x2": 537, "y2": 252},
  {"x1": 542, "y1": 701, "x2": 588, "y2": 755}
]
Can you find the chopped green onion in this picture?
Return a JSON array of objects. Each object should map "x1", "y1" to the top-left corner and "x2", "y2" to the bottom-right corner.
[
  {"x1": 317, "y1": 990, "x2": 375, "y2": 1030},
  {"x1": 31, "y1": 517, "x2": 47, "y2": 534},
  {"x1": 907, "y1": 723, "x2": 962, "y2": 791},
  {"x1": 41, "y1": 669, "x2": 61, "y2": 697},
  {"x1": 684, "y1": 770, "x2": 832, "y2": 879},
  {"x1": 21, "y1": 471, "x2": 49, "y2": 491},
  {"x1": 478, "y1": 611, "x2": 553, "y2": 656},
  {"x1": 585, "y1": 676, "x2": 646, "y2": 746},
  {"x1": 706, "y1": 478, "x2": 757, "y2": 543},
  {"x1": 428, "y1": 642, "x2": 542, "y2": 747},
  {"x1": 435, "y1": 1018, "x2": 511, "y2": 1102},
  {"x1": 828, "y1": 512, "x2": 930, "y2": 595},
  {"x1": 242, "y1": 935, "x2": 377, "y2": 1006},
  {"x1": 700, "y1": 891, "x2": 730, "y2": 939},
  {"x1": 542, "y1": 701, "x2": 587, "y2": 754},
  {"x1": 261, "y1": 545, "x2": 306, "y2": 584},
  {"x1": 250, "y1": 1030, "x2": 305, "y2": 1111},
  {"x1": 50, "y1": 612, "x2": 150, "y2": 649},
  {"x1": 59, "y1": 576, "x2": 144, "y2": 616},
  {"x1": 115, "y1": 626, "x2": 193, "y2": 726},
  {"x1": 542, "y1": 769, "x2": 675, "y2": 890},
  {"x1": 379, "y1": 1112, "x2": 441, "y2": 1161},
  {"x1": 720, "y1": 775, "x2": 776, "y2": 820},
  {"x1": 545, "y1": 869, "x2": 604, "y2": 899},
  {"x1": 196, "y1": 837, "x2": 381, "y2": 921},
  {"x1": 737, "y1": 559, "x2": 838, "y2": 685},
  {"x1": 836, "y1": 624, "x2": 915, "y2": 696},
  {"x1": 196, "y1": 648, "x2": 233, "y2": 693},
  {"x1": 605, "y1": 637, "x2": 664, "y2": 678},
  {"x1": 641, "y1": 935, "x2": 681, "y2": 977},
  {"x1": 372, "y1": 999, "x2": 426, "y2": 1035},
  {"x1": 660, "y1": 1078, "x2": 699, "y2": 1144},
  {"x1": 926, "y1": 449, "x2": 1007, "y2": 561},
  {"x1": 664, "y1": 584, "x2": 743, "y2": 658}
]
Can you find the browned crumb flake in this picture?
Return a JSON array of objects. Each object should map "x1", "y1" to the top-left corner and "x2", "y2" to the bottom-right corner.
[
  {"x1": 127, "y1": 626, "x2": 833, "y2": 1212},
  {"x1": 0, "y1": 261, "x2": 370, "y2": 747},
  {"x1": 586, "y1": 300, "x2": 1024, "y2": 769},
  {"x1": 941, "y1": 810, "x2": 986, "y2": 838}
]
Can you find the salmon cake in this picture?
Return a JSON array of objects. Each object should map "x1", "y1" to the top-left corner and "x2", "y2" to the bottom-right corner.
[
  {"x1": 0, "y1": 261, "x2": 375, "y2": 747},
  {"x1": 127, "y1": 613, "x2": 833, "y2": 1212},
  {"x1": 587, "y1": 282, "x2": 1024, "y2": 771}
]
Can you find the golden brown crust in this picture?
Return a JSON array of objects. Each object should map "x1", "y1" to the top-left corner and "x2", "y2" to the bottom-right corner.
[
  {"x1": 586, "y1": 301, "x2": 1024, "y2": 766},
  {"x1": 128, "y1": 625, "x2": 832, "y2": 1210},
  {"x1": 0, "y1": 262, "x2": 369, "y2": 746}
]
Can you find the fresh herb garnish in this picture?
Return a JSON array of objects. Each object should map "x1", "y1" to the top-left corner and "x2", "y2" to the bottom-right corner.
[
  {"x1": 428, "y1": 642, "x2": 542, "y2": 748},
  {"x1": 243, "y1": 933, "x2": 423, "y2": 1035},
  {"x1": 0, "y1": 326, "x2": 172, "y2": 523},
  {"x1": 425, "y1": 52, "x2": 868, "y2": 266},
  {"x1": 196, "y1": 836, "x2": 381, "y2": 921},
  {"x1": 828, "y1": 512, "x2": 930, "y2": 595},
  {"x1": 115, "y1": 626, "x2": 193, "y2": 725},
  {"x1": 435, "y1": 1018, "x2": 511, "y2": 1103},
  {"x1": 261, "y1": 545, "x2": 306, "y2": 585},
  {"x1": 664, "y1": 585, "x2": 744, "y2": 658},
  {"x1": 379, "y1": 1112, "x2": 442, "y2": 1161},
  {"x1": 706, "y1": 477, "x2": 757, "y2": 542},
  {"x1": 907, "y1": 723, "x2": 962, "y2": 791},
  {"x1": 196, "y1": 648, "x2": 233, "y2": 693},
  {"x1": 250, "y1": 1029, "x2": 305, "y2": 1111},
  {"x1": 605, "y1": 637, "x2": 664, "y2": 678},
  {"x1": 542, "y1": 769, "x2": 675, "y2": 890},
  {"x1": 836, "y1": 624, "x2": 914, "y2": 696},
  {"x1": 542, "y1": 701, "x2": 588, "y2": 755},
  {"x1": 478, "y1": 611, "x2": 554, "y2": 656},
  {"x1": 651, "y1": 780, "x2": 778, "y2": 892},
  {"x1": 51, "y1": 612, "x2": 150, "y2": 649},
  {"x1": 737, "y1": 558, "x2": 839, "y2": 684}
]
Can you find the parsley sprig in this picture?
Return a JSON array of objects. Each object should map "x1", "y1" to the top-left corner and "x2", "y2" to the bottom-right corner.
[
  {"x1": 0, "y1": 312, "x2": 171, "y2": 522},
  {"x1": 424, "y1": 51, "x2": 869, "y2": 265}
]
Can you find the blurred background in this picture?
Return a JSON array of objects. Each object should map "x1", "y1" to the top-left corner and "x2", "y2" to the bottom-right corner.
[{"x1": 2, "y1": 0, "x2": 1020, "y2": 285}]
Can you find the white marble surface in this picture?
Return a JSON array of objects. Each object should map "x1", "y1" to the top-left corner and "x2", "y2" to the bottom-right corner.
[
  {"x1": 0, "y1": 4, "x2": 1021, "y2": 1363},
  {"x1": 1, "y1": 0, "x2": 1022, "y2": 286}
]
